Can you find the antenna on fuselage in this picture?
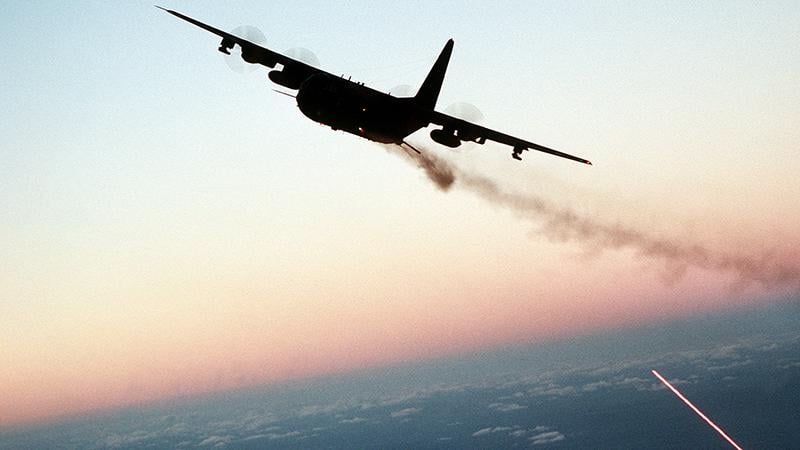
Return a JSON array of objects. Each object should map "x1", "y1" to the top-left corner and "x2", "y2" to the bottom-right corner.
[
  {"x1": 271, "y1": 89, "x2": 296, "y2": 98},
  {"x1": 401, "y1": 140, "x2": 422, "y2": 154}
]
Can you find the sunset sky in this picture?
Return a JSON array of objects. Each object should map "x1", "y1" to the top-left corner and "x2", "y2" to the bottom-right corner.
[{"x1": 2, "y1": 1, "x2": 799, "y2": 427}]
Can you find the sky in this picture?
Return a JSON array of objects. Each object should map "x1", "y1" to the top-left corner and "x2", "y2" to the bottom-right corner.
[{"x1": 2, "y1": 1, "x2": 799, "y2": 428}]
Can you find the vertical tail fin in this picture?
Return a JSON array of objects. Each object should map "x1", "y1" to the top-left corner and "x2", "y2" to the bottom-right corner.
[{"x1": 414, "y1": 39, "x2": 454, "y2": 110}]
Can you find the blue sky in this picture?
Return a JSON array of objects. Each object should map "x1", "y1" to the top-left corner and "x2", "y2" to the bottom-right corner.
[{"x1": 2, "y1": 1, "x2": 799, "y2": 426}]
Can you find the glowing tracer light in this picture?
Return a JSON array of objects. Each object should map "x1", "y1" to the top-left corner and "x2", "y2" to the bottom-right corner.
[{"x1": 651, "y1": 369, "x2": 743, "y2": 450}]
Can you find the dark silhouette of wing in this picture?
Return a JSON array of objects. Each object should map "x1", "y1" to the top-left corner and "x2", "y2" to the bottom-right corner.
[
  {"x1": 429, "y1": 110, "x2": 592, "y2": 165},
  {"x1": 156, "y1": 7, "x2": 329, "y2": 84}
]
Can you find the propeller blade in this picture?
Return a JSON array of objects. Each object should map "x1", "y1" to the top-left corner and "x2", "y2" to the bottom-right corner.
[
  {"x1": 389, "y1": 84, "x2": 416, "y2": 97},
  {"x1": 223, "y1": 25, "x2": 267, "y2": 73},
  {"x1": 284, "y1": 47, "x2": 320, "y2": 68},
  {"x1": 444, "y1": 102, "x2": 484, "y2": 123}
]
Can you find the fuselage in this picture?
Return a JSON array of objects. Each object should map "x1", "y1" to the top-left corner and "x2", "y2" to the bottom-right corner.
[{"x1": 296, "y1": 73, "x2": 429, "y2": 144}]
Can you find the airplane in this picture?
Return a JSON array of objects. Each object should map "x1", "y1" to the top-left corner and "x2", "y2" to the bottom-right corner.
[{"x1": 158, "y1": 7, "x2": 592, "y2": 165}]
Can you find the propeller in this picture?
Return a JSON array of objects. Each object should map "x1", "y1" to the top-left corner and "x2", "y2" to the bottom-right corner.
[
  {"x1": 387, "y1": 89, "x2": 485, "y2": 150},
  {"x1": 389, "y1": 84, "x2": 416, "y2": 97},
  {"x1": 222, "y1": 28, "x2": 320, "y2": 77},
  {"x1": 444, "y1": 102, "x2": 484, "y2": 123},
  {"x1": 443, "y1": 102, "x2": 484, "y2": 151},
  {"x1": 223, "y1": 25, "x2": 267, "y2": 73},
  {"x1": 284, "y1": 47, "x2": 320, "y2": 68}
]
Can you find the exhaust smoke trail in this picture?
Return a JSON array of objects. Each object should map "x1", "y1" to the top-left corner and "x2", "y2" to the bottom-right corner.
[
  {"x1": 385, "y1": 143, "x2": 800, "y2": 289},
  {"x1": 651, "y1": 369, "x2": 744, "y2": 450},
  {"x1": 388, "y1": 143, "x2": 456, "y2": 191}
]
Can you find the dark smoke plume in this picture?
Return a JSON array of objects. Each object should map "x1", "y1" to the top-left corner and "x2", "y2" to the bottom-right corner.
[
  {"x1": 385, "y1": 144, "x2": 456, "y2": 191},
  {"x1": 386, "y1": 144, "x2": 800, "y2": 289}
]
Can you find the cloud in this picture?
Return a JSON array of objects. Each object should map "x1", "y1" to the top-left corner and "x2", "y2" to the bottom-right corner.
[
  {"x1": 497, "y1": 391, "x2": 527, "y2": 400},
  {"x1": 488, "y1": 402, "x2": 527, "y2": 412},
  {"x1": 374, "y1": 383, "x2": 469, "y2": 407},
  {"x1": 295, "y1": 401, "x2": 348, "y2": 417},
  {"x1": 471, "y1": 427, "x2": 493, "y2": 437},
  {"x1": 530, "y1": 430, "x2": 566, "y2": 445},
  {"x1": 581, "y1": 380, "x2": 612, "y2": 392},
  {"x1": 528, "y1": 384, "x2": 577, "y2": 397},
  {"x1": 579, "y1": 376, "x2": 653, "y2": 393},
  {"x1": 707, "y1": 359, "x2": 753, "y2": 371},
  {"x1": 266, "y1": 431, "x2": 302, "y2": 440},
  {"x1": 339, "y1": 417, "x2": 369, "y2": 424},
  {"x1": 198, "y1": 435, "x2": 233, "y2": 447},
  {"x1": 618, "y1": 376, "x2": 650, "y2": 385},
  {"x1": 101, "y1": 430, "x2": 169, "y2": 448},
  {"x1": 779, "y1": 361, "x2": 800, "y2": 369},
  {"x1": 472, "y1": 426, "x2": 515, "y2": 437},
  {"x1": 241, "y1": 434, "x2": 270, "y2": 441},
  {"x1": 239, "y1": 431, "x2": 304, "y2": 441},
  {"x1": 390, "y1": 407, "x2": 421, "y2": 418},
  {"x1": 470, "y1": 425, "x2": 564, "y2": 441},
  {"x1": 471, "y1": 425, "x2": 561, "y2": 441}
]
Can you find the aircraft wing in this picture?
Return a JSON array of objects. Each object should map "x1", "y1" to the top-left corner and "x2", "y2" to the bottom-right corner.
[
  {"x1": 157, "y1": 7, "x2": 329, "y2": 86},
  {"x1": 429, "y1": 110, "x2": 592, "y2": 165}
]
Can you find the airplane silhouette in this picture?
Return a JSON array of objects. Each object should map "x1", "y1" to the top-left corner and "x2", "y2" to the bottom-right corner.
[{"x1": 158, "y1": 7, "x2": 591, "y2": 165}]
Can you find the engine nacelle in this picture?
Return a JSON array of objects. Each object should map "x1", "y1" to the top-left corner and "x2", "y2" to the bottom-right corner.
[
  {"x1": 430, "y1": 128, "x2": 461, "y2": 148},
  {"x1": 455, "y1": 127, "x2": 481, "y2": 142},
  {"x1": 268, "y1": 69, "x2": 303, "y2": 90},
  {"x1": 241, "y1": 45, "x2": 277, "y2": 67}
]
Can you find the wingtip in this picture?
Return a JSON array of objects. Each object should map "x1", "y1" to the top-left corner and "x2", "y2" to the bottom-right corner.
[
  {"x1": 154, "y1": 5, "x2": 170, "y2": 13},
  {"x1": 585, "y1": 160, "x2": 592, "y2": 165}
]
